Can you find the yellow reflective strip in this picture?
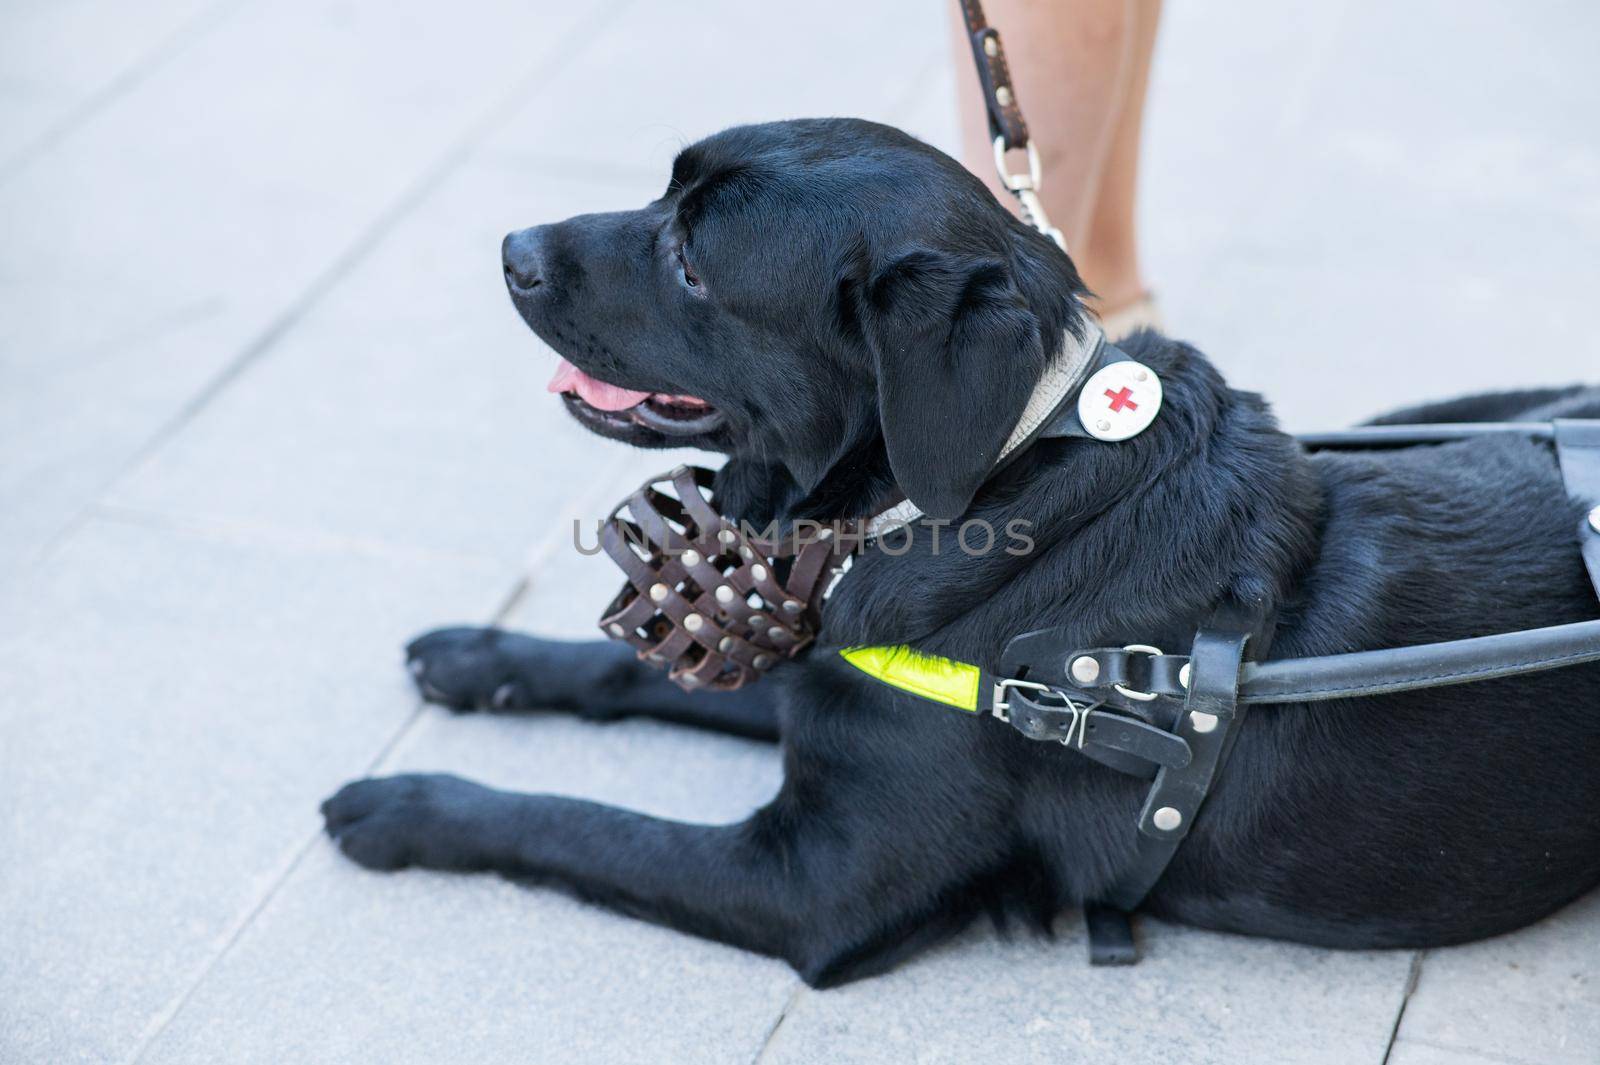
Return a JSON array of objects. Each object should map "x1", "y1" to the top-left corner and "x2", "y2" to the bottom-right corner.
[{"x1": 838, "y1": 645, "x2": 982, "y2": 712}]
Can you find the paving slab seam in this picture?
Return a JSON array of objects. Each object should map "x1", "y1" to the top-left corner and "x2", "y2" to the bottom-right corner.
[
  {"x1": 0, "y1": 0, "x2": 250, "y2": 186},
  {"x1": 119, "y1": 573, "x2": 528, "y2": 1065},
  {"x1": 119, "y1": 456, "x2": 639, "y2": 1062},
  {"x1": 1380, "y1": 949, "x2": 1426, "y2": 1065},
  {"x1": 118, "y1": 595, "x2": 519, "y2": 1063},
  {"x1": 749, "y1": 982, "x2": 807, "y2": 1065},
  {"x1": 31, "y1": 0, "x2": 638, "y2": 574},
  {"x1": 119, "y1": 810, "x2": 326, "y2": 1065}
]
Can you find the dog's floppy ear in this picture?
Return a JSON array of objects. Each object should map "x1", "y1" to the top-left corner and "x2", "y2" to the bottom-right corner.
[{"x1": 860, "y1": 249, "x2": 1045, "y2": 520}]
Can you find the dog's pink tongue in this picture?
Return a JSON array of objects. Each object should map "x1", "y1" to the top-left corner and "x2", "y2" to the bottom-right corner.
[{"x1": 546, "y1": 357, "x2": 652, "y2": 412}]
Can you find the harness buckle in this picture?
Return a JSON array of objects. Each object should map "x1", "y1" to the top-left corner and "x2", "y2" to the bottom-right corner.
[
  {"x1": 994, "y1": 679, "x2": 1096, "y2": 749},
  {"x1": 991, "y1": 677, "x2": 1052, "y2": 723}
]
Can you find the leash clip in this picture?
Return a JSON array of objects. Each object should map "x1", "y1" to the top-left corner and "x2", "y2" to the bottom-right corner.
[{"x1": 992, "y1": 136, "x2": 1066, "y2": 251}]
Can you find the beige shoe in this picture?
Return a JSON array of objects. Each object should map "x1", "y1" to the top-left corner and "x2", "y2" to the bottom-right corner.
[{"x1": 1097, "y1": 294, "x2": 1163, "y2": 342}]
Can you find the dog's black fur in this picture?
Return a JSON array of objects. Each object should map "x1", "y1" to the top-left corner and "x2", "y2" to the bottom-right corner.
[{"x1": 322, "y1": 119, "x2": 1600, "y2": 986}]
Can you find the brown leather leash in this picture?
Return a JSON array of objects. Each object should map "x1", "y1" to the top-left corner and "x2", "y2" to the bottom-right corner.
[
  {"x1": 958, "y1": 0, "x2": 1068, "y2": 249},
  {"x1": 959, "y1": 0, "x2": 1030, "y2": 150}
]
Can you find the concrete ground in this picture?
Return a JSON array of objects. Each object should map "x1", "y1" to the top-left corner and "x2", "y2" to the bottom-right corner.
[{"x1": 2, "y1": 1, "x2": 1597, "y2": 1062}]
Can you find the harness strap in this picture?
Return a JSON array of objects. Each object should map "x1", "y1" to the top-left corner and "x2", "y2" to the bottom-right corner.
[
  {"x1": 1067, "y1": 618, "x2": 1600, "y2": 705},
  {"x1": 1298, "y1": 422, "x2": 1556, "y2": 448},
  {"x1": 1239, "y1": 619, "x2": 1600, "y2": 703},
  {"x1": 1101, "y1": 601, "x2": 1267, "y2": 913}
]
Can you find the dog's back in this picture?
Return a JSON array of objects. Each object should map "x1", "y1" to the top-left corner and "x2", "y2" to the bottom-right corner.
[{"x1": 1152, "y1": 378, "x2": 1600, "y2": 949}]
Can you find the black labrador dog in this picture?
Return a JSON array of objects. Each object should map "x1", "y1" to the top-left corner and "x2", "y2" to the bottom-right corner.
[{"x1": 322, "y1": 119, "x2": 1600, "y2": 986}]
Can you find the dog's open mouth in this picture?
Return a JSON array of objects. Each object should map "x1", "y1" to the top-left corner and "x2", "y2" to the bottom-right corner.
[{"x1": 547, "y1": 357, "x2": 727, "y2": 438}]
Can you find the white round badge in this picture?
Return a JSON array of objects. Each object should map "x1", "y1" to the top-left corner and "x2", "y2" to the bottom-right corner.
[{"x1": 1077, "y1": 360, "x2": 1162, "y2": 442}]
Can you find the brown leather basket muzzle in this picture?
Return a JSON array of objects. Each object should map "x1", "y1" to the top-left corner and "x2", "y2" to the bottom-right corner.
[{"x1": 598, "y1": 465, "x2": 857, "y2": 691}]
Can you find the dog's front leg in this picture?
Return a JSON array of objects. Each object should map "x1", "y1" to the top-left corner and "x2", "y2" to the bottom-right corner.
[
  {"x1": 405, "y1": 628, "x2": 781, "y2": 740},
  {"x1": 321, "y1": 769, "x2": 1000, "y2": 986}
]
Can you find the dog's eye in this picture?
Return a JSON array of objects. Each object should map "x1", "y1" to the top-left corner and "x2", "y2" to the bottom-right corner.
[{"x1": 675, "y1": 244, "x2": 701, "y2": 290}]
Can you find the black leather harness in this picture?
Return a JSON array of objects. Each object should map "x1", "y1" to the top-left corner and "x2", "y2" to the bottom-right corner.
[{"x1": 989, "y1": 419, "x2": 1600, "y2": 964}]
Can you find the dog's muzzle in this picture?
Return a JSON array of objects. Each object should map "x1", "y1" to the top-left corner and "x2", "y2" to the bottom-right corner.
[{"x1": 597, "y1": 466, "x2": 856, "y2": 690}]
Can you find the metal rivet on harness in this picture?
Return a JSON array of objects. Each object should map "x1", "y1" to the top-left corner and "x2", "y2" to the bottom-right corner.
[
  {"x1": 1189, "y1": 710, "x2": 1218, "y2": 734},
  {"x1": 1152, "y1": 806, "x2": 1183, "y2": 831},
  {"x1": 983, "y1": 36, "x2": 998, "y2": 57},
  {"x1": 995, "y1": 85, "x2": 1013, "y2": 106},
  {"x1": 1070, "y1": 655, "x2": 1101, "y2": 684},
  {"x1": 1589, "y1": 504, "x2": 1600, "y2": 533}
]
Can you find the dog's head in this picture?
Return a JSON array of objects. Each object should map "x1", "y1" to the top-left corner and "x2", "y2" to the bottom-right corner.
[{"x1": 503, "y1": 118, "x2": 1087, "y2": 523}]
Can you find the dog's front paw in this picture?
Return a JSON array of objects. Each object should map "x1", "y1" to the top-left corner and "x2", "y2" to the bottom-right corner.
[
  {"x1": 405, "y1": 627, "x2": 542, "y2": 712},
  {"x1": 321, "y1": 773, "x2": 507, "y2": 872}
]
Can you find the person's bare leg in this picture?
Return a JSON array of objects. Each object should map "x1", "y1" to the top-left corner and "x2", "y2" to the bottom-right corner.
[
  {"x1": 1079, "y1": 0, "x2": 1162, "y2": 317},
  {"x1": 952, "y1": 0, "x2": 1135, "y2": 271}
]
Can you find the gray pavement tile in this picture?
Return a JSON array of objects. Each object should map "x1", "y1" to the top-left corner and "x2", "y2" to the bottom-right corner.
[
  {"x1": 1148, "y1": 192, "x2": 1600, "y2": 430},
  {"x1": 0, "y1": 515, "x2": 510, "y2": 1065},
  {"x1": 0, "y1": 0, "x2": 611, "y2": 572},
  {"x1": 760, "y1": 919, "x2": 1413, "y2": 1065},
  {"x1": 107, "y1": 168, "x2": 659, "y2": 565},
  {"x1": 1299, "y1": 0, "x2": 1600, "y2": 149},
  {"x1": 0, "y1": 0, "x2": 219, "y2": 172},
  {"x1": 138, "y1": 847, "x2": 797, "y2": 1065},
  {"x1": 138, "y1": 552, "x2": 798, "y2": 1065},
  {"x1": 1393, "y1": 891, "x2": 1600, "y2": 1065},
  {"x1": 475, "y1": 0, "x2": 948, "y2": 177},
  {"x1": 1142, "y1": 0, "x2": 1600, "y2": 430}
]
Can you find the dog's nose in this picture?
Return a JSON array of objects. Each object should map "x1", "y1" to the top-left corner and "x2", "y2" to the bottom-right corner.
[{"x1": 502, "y1": 227, "x2": 545, "y2": 294}]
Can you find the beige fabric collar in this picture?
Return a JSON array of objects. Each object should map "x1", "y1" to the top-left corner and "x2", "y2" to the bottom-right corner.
[{"x1": 864, "y1": 319, "x2": 1105, "y2": 538}]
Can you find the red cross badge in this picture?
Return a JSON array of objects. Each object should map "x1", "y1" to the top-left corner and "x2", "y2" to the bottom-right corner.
[{"x1": 1077, "y1": 360, "x2": 1163, "y2": 442}]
